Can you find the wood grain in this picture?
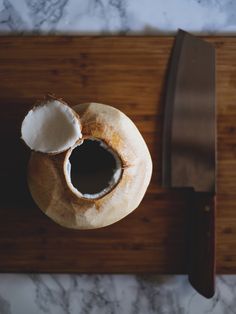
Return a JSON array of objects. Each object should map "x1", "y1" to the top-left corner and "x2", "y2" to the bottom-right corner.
[{"x1": 0, "y1": 36, "x2": 235, "y2": 273}]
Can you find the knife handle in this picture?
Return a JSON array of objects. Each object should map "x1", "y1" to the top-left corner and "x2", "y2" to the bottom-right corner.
[{"x1": 188, "y1": 192, "x2": 216, "y2": 298}]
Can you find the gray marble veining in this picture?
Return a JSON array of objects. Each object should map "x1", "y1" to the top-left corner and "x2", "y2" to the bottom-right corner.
[
  {"x1": 0, "y1": 294, "x2": 11, "y2": 314},
  {"x1": 1, "y1": 0, "x2": 236, "y2": 33},
  {"x1": 0, "y1": 0, "x2": 236, "y2": 313},
  {"x1": 1, "y1": 275, "x2": 236, "y2": 313}
]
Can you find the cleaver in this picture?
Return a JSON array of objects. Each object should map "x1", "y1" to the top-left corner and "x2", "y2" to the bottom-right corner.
[{"x1": 162, "y1": 30, "x2": 216, "y2": 298}]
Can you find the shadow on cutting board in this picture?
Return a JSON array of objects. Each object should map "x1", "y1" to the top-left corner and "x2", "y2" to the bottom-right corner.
[{"x1": 0, "y1": 91, "x2": 34, "y2": 210}]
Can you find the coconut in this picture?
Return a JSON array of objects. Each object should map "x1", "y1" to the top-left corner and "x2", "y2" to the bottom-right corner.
[
  {"x1": 21, "y1": 99, "x2": 82, "y2": 153},
  {"x1": 22, "y1": 99, "x2": 153, "y2": 229}
]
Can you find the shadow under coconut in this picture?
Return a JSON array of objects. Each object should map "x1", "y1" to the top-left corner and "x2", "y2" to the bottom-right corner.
[{"x1": 0, "y1": 93, "x2": 34, "y2": 210}]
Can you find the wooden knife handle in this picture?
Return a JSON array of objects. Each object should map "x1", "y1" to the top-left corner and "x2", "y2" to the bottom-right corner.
[{"x1": 188, "y1": 192, "x2": 216, "y2": 298}]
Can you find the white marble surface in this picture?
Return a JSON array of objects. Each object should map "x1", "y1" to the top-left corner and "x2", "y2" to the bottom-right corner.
[
  {"x1": 1, "y1": 274, "x2": 236, "y2": 314},
  {"x1": 0, "y1": 0, "x2": 236, "y2": 34},
  {"x1": 0, "y1": 1, "x2": 236, "y2": 313}
]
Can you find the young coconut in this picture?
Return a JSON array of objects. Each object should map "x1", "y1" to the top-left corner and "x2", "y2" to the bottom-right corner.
[
  {"x1": 22, "y1": 99, "x2": 152, "y2": 229},
  {"x1": 21, "y1": 99, "x2": 82, "y2": 154}
]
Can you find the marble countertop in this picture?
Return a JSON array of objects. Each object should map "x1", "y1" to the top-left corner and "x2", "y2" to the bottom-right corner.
[
  {"x1": 1, "y1": 0, "x2": 236, "y2": 34},
  {"x1": 1, "y1": 1, "x2": 236, "y2": 313}
]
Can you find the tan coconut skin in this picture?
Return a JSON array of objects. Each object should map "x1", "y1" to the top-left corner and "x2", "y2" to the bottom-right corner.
[{"x1": 28, "y1": 103, "x2": 153, "y2": 229}]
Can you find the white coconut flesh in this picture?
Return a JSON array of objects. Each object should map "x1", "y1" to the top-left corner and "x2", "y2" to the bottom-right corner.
[
  {"x1": 21, "y1": 100, "x2": 122, "y2": 199},
  {"x1": 21, "y1": 100, "x2": 82, "y2": 153},
  {"x1": 65, "y1": 138, "x2": 122, "y2": 199}
]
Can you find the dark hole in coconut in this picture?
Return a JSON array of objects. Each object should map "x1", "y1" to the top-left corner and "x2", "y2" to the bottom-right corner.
[{"x1": 69, "y1": 139, "x2": 121, "y2": 196}]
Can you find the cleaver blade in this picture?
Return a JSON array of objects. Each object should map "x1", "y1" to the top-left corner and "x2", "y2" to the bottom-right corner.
[{"x1": 162, "y1": 29, "x2": 216, "y2": 298}]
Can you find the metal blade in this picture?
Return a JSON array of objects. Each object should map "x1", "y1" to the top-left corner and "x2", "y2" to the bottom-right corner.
[{"x1": 162, "y1": 30, "x2": 216, "y2": 193}]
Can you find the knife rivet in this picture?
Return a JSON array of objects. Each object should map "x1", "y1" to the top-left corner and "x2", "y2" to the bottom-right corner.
[{"x1": 205, "y1": 206, "x2": 210, "y2": 212}]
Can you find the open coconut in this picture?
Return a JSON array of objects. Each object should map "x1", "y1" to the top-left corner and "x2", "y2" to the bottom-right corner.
[
  {"x1": 21, "y1": 99, "x2": 82, "y2": 154},
  {"x1": 22, "y1": 99, "x2": 152, "y2": 229}
]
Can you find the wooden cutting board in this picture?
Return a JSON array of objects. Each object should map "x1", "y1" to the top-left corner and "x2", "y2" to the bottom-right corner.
[{"x1": 0, "y1": 36, "x2": 235, "y2": 274}]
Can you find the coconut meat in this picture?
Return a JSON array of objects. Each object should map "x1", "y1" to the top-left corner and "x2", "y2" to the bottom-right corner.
[
  {"x1": 65, "y1": 139, "x2": 122, "y2": 199},
  {"x1": 21, "y1": 100, "x2": 82, "y2": 154}
]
